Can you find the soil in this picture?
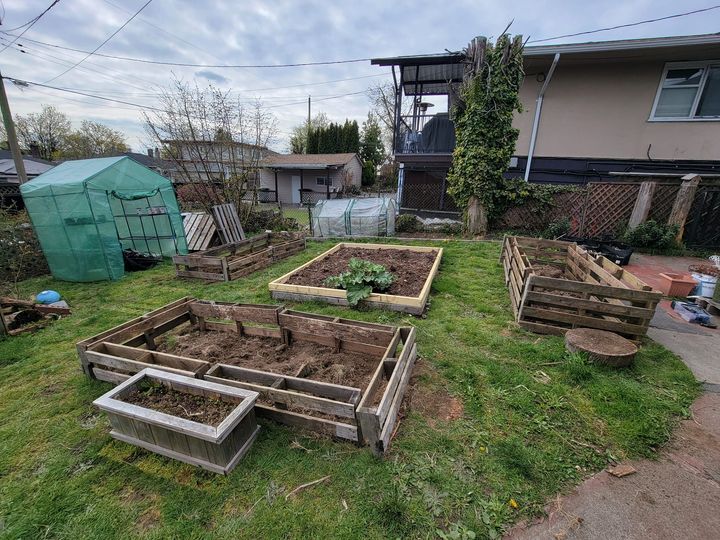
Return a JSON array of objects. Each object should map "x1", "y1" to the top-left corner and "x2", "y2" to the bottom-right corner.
[
  {"x1": 405, "y1": 359, "x2": 464, "y2": 428},
  {"x1": 284, "y1": 246, "x2": 439, "y2": 297},
  {"x1": 157, "y1": 328, "x2": 380, "y2": 389},
  {"x1": 533, "y1": 264, "x2": 567, "y2": 279},
  {"x1": 122, "y1": 382, "x2": 237, "y2": 426}
]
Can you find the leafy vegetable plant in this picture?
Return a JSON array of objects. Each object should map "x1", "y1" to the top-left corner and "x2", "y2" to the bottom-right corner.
[{"x1": 324, "y1": 258, "x2": 395, "y2": 306}]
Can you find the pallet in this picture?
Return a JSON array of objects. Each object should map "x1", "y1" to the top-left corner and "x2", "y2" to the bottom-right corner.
[
  {"x1": 695, "y1": 297, "x2": 720, "y2": 316},
  {"x1": 212, "y1": 203, "x2": 245, "y2": 244},
  {"x1": 1, "y1": 297, "x2": 72, "y2": 337},
  {"x1": 183, "y1": 212, "x2": 217, "y2": 251},
  {"x1": 78, "y1": 298, "x2": 417, "y2": 455},
  {"x1": 172, "y1": 233, "x2": 306, "y2": 282},
  {"x1": 500, "y1": 236, "x2": 661, "y2": 341},
  {"x1": 268, "y1": 242, "x2": 443, "y2": 315}
]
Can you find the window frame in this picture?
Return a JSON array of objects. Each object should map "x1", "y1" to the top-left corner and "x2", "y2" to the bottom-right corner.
[
  {"x1": 649, "y1": 61, "x2": 720, "y2": 122},
  {"x1": 315, "y1": 176, "x2": 332, "y2": 186}
]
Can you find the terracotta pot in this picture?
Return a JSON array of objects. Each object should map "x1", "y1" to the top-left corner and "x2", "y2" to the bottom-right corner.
[{"x1": 658, "y1": 272, "x2": 698, "y2": 297}]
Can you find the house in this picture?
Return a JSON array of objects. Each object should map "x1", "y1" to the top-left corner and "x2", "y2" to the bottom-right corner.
[
  {"x1": 0, "y1": 151, "x2": 54, "y2": 208},
  {"x1": 371, "y1": 33, "x2": 720, "y2": 215},
  {"x1": 161, "y1": 139, "x2": 277, "y2": 185},
  {"x1": 118, "y1": 150, "x2": 176, "y2": 179},
  {"x1": 259, "y1": 153, "x2": 362, "y2": 205}
]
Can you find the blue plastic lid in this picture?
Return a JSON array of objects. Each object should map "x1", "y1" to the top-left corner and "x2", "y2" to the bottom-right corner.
[{"x1": 36, "y1": 290, "x2": 61, "y2": 304}]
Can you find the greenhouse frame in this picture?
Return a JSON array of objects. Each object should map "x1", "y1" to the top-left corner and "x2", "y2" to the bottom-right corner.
[
  {"x1": 311, "y1": 197, "x2": 396, "y2": 237},
  {"x1": 20, "y1": 156, "x2": 188, "y2": 282}
]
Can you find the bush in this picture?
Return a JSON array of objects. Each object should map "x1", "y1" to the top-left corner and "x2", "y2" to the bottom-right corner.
[
  {"x1": 542, "y1": 217, "x2": 571, "y2": 239},
  {"x1": 621, "y1": 220, "x2": 679, "y2": 249},
  {"x1": 396, "y1": 214, "x2": 423, "y2": 233},
  {"x1": 243, "y1": 206, "x2": 298, "y2": 233},
  {"x1": 0, "y1": 211, "x2": 48, "y2": 290},
  {"x1": 174, "y1": 183, "x2": 223, "y2": 211}
]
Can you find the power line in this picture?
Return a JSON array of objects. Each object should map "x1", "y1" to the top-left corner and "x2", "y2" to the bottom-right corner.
[
  {"x1": 0, "y1": 0, "x2": 59, "y2": 53},
  {"x1": 44, "y1": 0, "x2": 153, "y2": 83},
  {"x1": 528, "y1": 5, "x2": 720, "y2": 43}
]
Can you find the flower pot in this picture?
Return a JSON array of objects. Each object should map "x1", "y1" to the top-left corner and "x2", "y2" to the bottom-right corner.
[{"x1": 658, "y1": 272, "x2": 698, "y2": 297}]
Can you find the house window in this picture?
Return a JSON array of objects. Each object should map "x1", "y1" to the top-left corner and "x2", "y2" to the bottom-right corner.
[
  {"x1": 651, "y1": 62, "x2": 720, "y2": 120},
  {"x1": 316, "y1": 176, "x2": 332, "y2": 186}
]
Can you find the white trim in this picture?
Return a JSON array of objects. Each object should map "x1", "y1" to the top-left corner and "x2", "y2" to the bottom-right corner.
[{"x1": 649, "y1": 60, "x2": 720, "y2": 121}]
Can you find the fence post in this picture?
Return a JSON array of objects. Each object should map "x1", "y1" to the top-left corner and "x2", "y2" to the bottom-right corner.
[
  {"x1": 628, "y1": 180, "x2": 657, "y2": 229},
  {"x1": 668, "y1": 174, "x2": 701, "y2": 243}
]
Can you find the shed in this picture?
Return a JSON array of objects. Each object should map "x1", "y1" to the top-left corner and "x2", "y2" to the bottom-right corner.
[{"x1": 20, "y1": 156, "x2": 188, "y2": 282}]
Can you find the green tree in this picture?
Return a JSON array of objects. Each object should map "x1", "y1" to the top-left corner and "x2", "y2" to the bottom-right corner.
[
  {"x1": 60, "y1": 120, "x2": 129, "y2": 159},
  {"x1": 360, "y1": 113, "x2": 385, "y2": 186},
  {"x1": 306, "y1": 119, "x2": 360, "y2": 154},
  {"x1": 289, "y1": 113, "x2": 328, "y2": 153},
  {"x1": 447, "y1": 34, "x2": 524, "y2": 235},
  {"x1": 15, "y1": 105, "x2": 71, "y2": 160}
]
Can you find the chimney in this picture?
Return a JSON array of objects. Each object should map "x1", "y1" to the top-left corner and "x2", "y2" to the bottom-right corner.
[
  {"x1": 147, "y1": 148, "x2": 153, "y2": 157},
  {"x1": 154, "y1": 147, "x2": 160, "y2": 159}
]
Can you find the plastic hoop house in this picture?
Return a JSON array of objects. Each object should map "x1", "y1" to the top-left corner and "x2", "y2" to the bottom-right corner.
[
  {"x1": 311, "y1": 197, "x2": 396, "y2": 237},
  {"x1": 20, "y1": 156, "x2": 188, "y2": 282}
]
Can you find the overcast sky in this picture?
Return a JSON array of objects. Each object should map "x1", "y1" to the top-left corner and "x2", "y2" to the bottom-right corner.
[{"x1": 1, "y1": 0, "x2": 718, "y2": 152}]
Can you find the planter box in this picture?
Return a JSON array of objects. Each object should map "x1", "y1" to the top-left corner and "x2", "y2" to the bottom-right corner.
[
  {"x1": 93, "y1": 368, "x2": 260, "y2": 474},
  {"x1": 79, "y1": 298, "x2": 418, "y2": 455},
  {"x1": 268, "y1": 243, "x2": 443, "y2": 315},
  {"x1": 658, "y1": 272, "x2": 698, "y2": 297},
  {"x1": 500, "y1": 236, "x2": 661, "y2": 341},
  {"x1": 172, "y1": 232, "x2": 306, "y2": 282}
]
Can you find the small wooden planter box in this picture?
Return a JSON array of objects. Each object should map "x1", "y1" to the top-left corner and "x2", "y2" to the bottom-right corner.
[
  {"x1": 79, "y1": 298, "x2": 417, "y2": 455},
  {"x1": 93, "y1": 368, "x2": 260, "y2": 474},
  {"x1": 500, "y1": 236, "x2": 661, "y2": 341},
  {"x1": 172, "y1": 232, "x2": 306, "y2": 282},
  {"x1": 268, "y1": 243, "x2": 443, "y2": 315}
]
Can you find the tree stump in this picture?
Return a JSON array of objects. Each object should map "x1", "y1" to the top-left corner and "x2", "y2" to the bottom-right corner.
[{"x1": 565, "y1": 328, "x2": 638, "y2": 367}]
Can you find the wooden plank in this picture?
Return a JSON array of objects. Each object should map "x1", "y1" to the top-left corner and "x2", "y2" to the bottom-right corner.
[
  {"x1": 378, "y1": 343, "x2": 417, "y2": 454},
  {"x1": 212, "y1": 203, "x2": 246, "y2": 244},
  {"x1": 255, "y1": 405, "x2": 358, "y2": 442},
  {"x1": 528, "y1": 276, "x2": 660, "y2": 302},
  {"x1": 85, "y1": 350, "x2": 198, "y2": 378},
  {"x1": 524, "y1": 291, "x2": 655, "y2": 319},
  {"x1": 376, "y1": 328, "x2": 416, "y2": 426},
  {"x1": 521, "y1": 307, "x2": 646, "y2": 337},
  {"x1": 668, "y1": 174, "x2": 701, "y2": 242},
  {"x1": 189, "y1": 301, "x2": 280, "y2": 325},
  {"x1": 101, "y1": 342, "x2": 210, "y2": 374},
  {"x1": 92, "y1": 367, "x2": 130, "y2": 384},
  {"x1": 279, "y1": 312, "x2": 395, "y2": 347},
  {"x1": 628, "y1": 181, "x2": 657, "y2": 229}
]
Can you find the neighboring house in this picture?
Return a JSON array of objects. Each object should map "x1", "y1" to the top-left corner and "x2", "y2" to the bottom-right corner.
[
  {"x1": 259, "y1": 153, "x2": 362, "y2": 205},
  {"x1": 162, "y1": 139, "x2": 277, "y2": 185},
  {"x1": 371, "y1": 33, "x2": 720, "y2": 214},
  {"x1": 0, "y1": 151, "x2": 54, "y2": 207},
  {"x1": 119, "y1": 150, "x2": 176, "y2": 179}
]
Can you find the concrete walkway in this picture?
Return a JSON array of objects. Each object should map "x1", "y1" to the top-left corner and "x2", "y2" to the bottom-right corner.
[{"x1": 507, "y1": 272, "x2": 720, "y2": 539}]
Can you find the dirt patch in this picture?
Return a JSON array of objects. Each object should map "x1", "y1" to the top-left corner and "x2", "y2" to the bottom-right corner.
[
  {"x1": 533, "y1": 264, "x2": 566, "y2": 279},
  {"x1": 122, "y1": 382, "x2": 237, "y2": 426},
  {"x1": 157, "y1": 329, "x2": 379, "y2": 389},
  {"x1": 406, "y1": 359, "x2": 464, "y2": 428},
  {"x1": 284, "y1": 246, "x2": 439, "y2": 297}
]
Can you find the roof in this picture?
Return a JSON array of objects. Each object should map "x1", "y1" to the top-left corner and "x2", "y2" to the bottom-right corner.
[
  {"x1": 371, "y1": 33, "x2": 720, "y2": 95},
  {"x1": 0, "y1": 158, "x2": 54, "y2": 180},
  {"x1": 119, "y1": 151, "x2": 175, "y2": 171},
  {"x1": 0, "y1": 150, "x2": 53, "y2": 165},
  {"x1": 262, "y1": 153, "x2": 359, "y2": 170},
  {"x1": 20, "y1": 156, "x2": 173, "y2": 197}
]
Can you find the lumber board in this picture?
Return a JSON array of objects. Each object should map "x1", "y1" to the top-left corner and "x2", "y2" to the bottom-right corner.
[
  {"x1": 279, "y1": 312, "x2": 395, "y2": 347},
  {"x1": 376, "y1": 328, "x2": 416, "y2": 426},
  {"x1": 189, "y1": 301, "x2": 280, "y2": 325},
  {"x1": 378, "y1": 343, "x2": 417, "y2": 453},
  {"x1": 255, "y1": 405, "x2": 358, "y2": 442}
]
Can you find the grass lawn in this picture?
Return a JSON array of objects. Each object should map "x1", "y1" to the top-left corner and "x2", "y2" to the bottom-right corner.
[{"x1": 0, "y1": 239, "x2": 699, "y2": 539}]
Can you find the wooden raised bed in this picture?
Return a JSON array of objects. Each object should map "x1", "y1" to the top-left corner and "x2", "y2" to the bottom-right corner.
[
  {"x1": 93, "y1": 368, "x2": 260, "y2": 474},
  {"x1": 172, "y1": 232, "x2": 306, "y2": 282},
  {"x1": 78, "y1": 298, "x2": 417, "y2": 455},
  {"x1": 268, "y1": 242, "x2": 443, "y2": 315},
  {"x1": 500, "y1": 236, "x2": 661, "y2": 340}
]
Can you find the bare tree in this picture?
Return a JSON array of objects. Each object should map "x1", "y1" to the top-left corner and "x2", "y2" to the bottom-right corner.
[
  {"x1": 367, "y1": 81, "x2": 413, "y2": 151},
  {"x1": 144, "y1": 78, "x2": 278, "y2": 223}
]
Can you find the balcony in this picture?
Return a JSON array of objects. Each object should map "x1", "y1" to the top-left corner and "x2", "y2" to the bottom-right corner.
[{"x1": 395, "y1": 112, "x2": 456, "y2": 155}]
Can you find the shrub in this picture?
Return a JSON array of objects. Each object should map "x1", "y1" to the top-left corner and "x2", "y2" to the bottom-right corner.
[
  {"x1": 439, "y1": 223, "x2": 463, "y2": 235},
  {"x1": 542, "y1": 217, "x2": 571, "y2": 239},
  {"x1": 621, "y1": 220, "x2": 679, "y2": 249},
  {"x1": 243, "y1": 206, "x2": 298, "y2": 233},
  {"x1": 0, "y1": 210, "x2": 48, "y2": 290},
  {"x1": 324, "y1": 258, "x2": 395, "y2": 306},
  {"x1": 174, "y1": 183, "x2": 222, "y2": 211},
  {"x1": 396, "y1": 214, "x2": 423, "y2": 233}
]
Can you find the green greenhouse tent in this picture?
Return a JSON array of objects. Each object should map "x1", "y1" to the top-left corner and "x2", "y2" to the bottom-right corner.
[{"x1": 20, "y1": 156, "x2": 188, "y2": 282}]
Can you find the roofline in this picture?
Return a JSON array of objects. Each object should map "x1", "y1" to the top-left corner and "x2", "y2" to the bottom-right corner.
[{"x1": 371, "y1": 33, "x2": 720, "y2": 65}]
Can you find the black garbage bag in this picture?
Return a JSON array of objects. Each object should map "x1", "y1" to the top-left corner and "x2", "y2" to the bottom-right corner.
[{"x1": 123, "y1": 249, "x2": 161, "y2": 272}]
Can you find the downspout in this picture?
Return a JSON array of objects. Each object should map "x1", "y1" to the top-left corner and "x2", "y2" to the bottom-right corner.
[{"x1": 524, "y1": 53, "x2": 560, "y2": 181}]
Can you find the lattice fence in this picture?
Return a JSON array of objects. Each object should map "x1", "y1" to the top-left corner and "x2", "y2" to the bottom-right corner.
[
  {"x1": 401, "y1": 182, "x2": 460, "y2": 212},
  {"x1": 580, "y1": 183, "x2": 639, "y2": 237},
  {"x1": 647, "y1": 184, "x2": 680, "y2": 223},
  {"x1": 495, "y1": 189, "x2": 586, "y2": 232}
]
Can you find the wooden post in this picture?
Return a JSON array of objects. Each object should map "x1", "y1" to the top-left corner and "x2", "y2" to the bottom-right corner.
[
  {"x1": 628, "y1": 181, "x2": 656, "y2": 229},
  {"x1": 326, "y1": 169, "x2": 330, "y2": 200},
  {"x1": 0, "y1": 70, "x2": 28, "y2": 184},
  {"x1": 668, "y1": 174, "x2": 701, "y2": 243},
  {"x1": 274, "y1": 170, "x2": 278, "y2": 202}
]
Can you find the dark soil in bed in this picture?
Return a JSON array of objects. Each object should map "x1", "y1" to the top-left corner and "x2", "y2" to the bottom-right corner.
[
  {"x1": 123, "y1": 383, "x2": 236, "y2": 426},
  {"x1": 157, "y1": 328, "x2": 380, "y2": 389},
  {"x1": 285, "y1": 246, "x2": 438, "y2": 296}
]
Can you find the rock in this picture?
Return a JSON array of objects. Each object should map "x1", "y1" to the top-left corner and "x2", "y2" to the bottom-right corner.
[
  {"x1": 274, "y1": 344, "x2": 287, "y2": 353},
  {"x1": 608, "y1": 464, "x2": 637, "y2": 478}
]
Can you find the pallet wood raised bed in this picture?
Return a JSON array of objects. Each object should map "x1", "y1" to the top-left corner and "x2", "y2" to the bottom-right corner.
[
  {"x1": 93, "y1": 368, "x2": 260, "y2": 474},
  {"x1": 78, "y1": 298, "x2": 417, "y2": 455},
  {"x1": 500, "y1": 236, "x2": 661, "y2": 341},
  {"x1": 172, "y1": 232, "x2": 306, "y2": 282},
  {"x1": 268, "y1": 242, "x2": 443, "y2": 315}
]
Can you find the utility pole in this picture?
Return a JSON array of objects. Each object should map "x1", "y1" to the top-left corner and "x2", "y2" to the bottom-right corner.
[
  {"x1": 0, "y1": 71, "x2": 27, "y2": 184},
  {"x1": 305, "y1": 95, "x2": 311, "y2": 152}
]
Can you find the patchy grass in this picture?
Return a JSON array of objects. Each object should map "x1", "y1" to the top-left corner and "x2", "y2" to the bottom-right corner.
[{"x1": 0, "y1": 239, "x2": 699, "y2": 539}]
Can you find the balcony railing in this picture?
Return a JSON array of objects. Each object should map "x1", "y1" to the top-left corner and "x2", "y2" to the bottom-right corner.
[{"x1": 395, "y1": 113, "x2": 456, "y2": 155}]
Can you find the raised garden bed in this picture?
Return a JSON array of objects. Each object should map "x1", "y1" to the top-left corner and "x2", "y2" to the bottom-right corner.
[
  {"x1": 172, "y1": 232, "x2": 306, "y2": 282},
  {"x1": 500, "y1": 236, "x2": 661, "y2": 341},
  {"x1": 93, "y1": 368, "x2": 259, "y2": 474},
  {"x1": 268, "y1": 243, "x2": 443, "y2": 315},
  {"x1": 78, "y1": 298, "x2": 417, "y2": 455}
]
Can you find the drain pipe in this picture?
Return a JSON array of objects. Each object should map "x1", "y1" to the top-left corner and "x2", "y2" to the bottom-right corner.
[{"x1": 524, "y1": 53, "x2": 560, "y2": 181}]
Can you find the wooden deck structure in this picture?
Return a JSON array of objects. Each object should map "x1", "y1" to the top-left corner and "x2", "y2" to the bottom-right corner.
[
  {"x1": 172, "y1": 232, "x2": 306, "y2": 282},
  {"x1": 268, "y1": 243, "x2": 443, "y2": 315},
  {"x1": 500, "y1": 236, "x2": 661, "y2": 341},
  {"x1": 78, "y1": 297, "x2": 417, "y2": 455}
]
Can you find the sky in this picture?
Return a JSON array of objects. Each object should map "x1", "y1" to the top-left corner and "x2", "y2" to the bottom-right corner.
[{"x1": 0, "y1": 0, "x2": 718, "y2": 153}]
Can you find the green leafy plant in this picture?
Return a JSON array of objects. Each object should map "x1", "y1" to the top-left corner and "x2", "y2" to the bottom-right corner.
[
  {"x1": 324, "y1": 258, "x2": 395, "y2": 306},
  {"x1": 543, "y1": 217, "x2": 571, "y2": 239},
  {"x1": 621, "y1": 220, "x2": 679, "y2": 249},
  {"x1": 396, "y1": 214, "x2": 423, "y2": 233}
]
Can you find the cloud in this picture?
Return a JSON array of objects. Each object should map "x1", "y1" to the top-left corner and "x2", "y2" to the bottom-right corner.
[{"x1": 195, "y1": 70, "x2": 230, "y2": 84}]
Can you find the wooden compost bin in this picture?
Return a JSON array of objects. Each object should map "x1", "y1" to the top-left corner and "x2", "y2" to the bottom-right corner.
[
  {"x1": 172, "y1": 232, "x2": 306, "y2": 282},
  {"x1": 93, "y1": 368, "x2": 260, "y2": 474},
  {"x1": 500, "y1": 236, "x2": 661, "y2": 341},
  {"x1": 78, "y1": 298, "x2": 417, "y2": 455},
  {"x1": 268, "y1": 242, "x2": 443, "y2": 315}
]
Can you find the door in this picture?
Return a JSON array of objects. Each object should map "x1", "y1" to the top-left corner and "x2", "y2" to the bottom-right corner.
[{"x1": 291, "y1": 175, "x2": 301, "y2": 204}]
